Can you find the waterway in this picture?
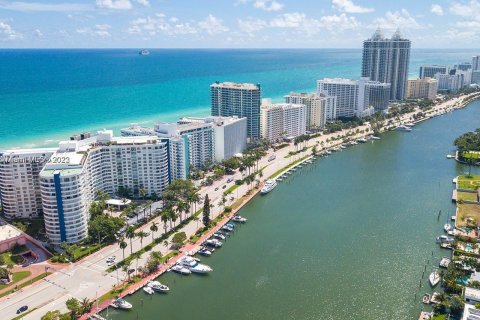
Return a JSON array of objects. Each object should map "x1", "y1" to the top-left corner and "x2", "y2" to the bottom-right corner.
[{"x1": 103, "y1": 101, "x2": 480, "y2": 320}]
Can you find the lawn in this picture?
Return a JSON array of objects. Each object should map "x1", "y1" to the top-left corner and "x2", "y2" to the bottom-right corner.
[
  {"x1": 0, "y1": 271, "x2": 32, "y2": 290},
  {"x1": 431, "y1": 315, "x2": 447, "y2": 320},
  {"x1": 463, "y1": 151, "x2": 480, "y2": 160},
  {"x1": 458, "y1": 191, "x2": 479, "y2": 202},
  {"x1": 457, "y1": 203, "x2": 480, "y2": 227},
  {"x1": 458, "y1": 175, "x2": 480, "y2": 191}
]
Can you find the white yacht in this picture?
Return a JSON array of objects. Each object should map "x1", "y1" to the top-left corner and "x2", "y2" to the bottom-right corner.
[
  {"x1": 179, "y1": 256, "x2": 213, "y2": 274},
  {"x1": 139, "y1": 49, "x2": 150, "y2": 55},
  {"x1": 110, "y1": 298, "x2": 133, "y2": 310},
  {"x1": 232, "y1": 215, "x2": 247, "y2": 223},
  {"x1": 143, "y1": 286, "x2": 154, "y2": 295},
  {"x1": 439, "y1": 257, "x2": 451, "y2": 268},
  {"x1": 371, "y1": 136, "x2": 381, "y2": 140},
  {"x1": 205, "y1": 238, "x2": 223, "y2": 247},
  {"x1": 356, "y1": 138, "x2": 367, "y2": 143},
  {"x1": 429, "y1": 269, "x2": 441, "y2": 286},
  {"x1": 261, "y1": 180, "x2": 277, "y2": 194},
  {"x1": 171, "y1": 264, "x2": 192, "y2": 275},
  {"x1": 444, "y1": 223, "x2": 453, "y2": 232},
  {"x1": 147, "y1": 280, "x2": 170, "y2": 293},
  {"x1": 397, "y1": 125, "x2": 412, "y2": 132}
]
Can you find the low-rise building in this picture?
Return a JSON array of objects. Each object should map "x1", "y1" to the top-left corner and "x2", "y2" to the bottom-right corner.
[{"x1": 406, "y1": 78, "x2": 439, "y2": 100}]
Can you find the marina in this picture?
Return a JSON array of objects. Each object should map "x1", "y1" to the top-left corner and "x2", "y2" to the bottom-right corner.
[{"x1": 104, "y1": 100, "x2": 480, "y2": 320}]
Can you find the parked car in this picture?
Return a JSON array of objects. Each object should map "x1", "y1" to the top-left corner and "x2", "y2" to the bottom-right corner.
[
  {"x1": 214, "y1": 187, "x2": 219, "y2": 191},
  {"x1": 222, "y1": 185, "x2": 227, "y2": 189},
  {"x1": 127, "y1": 268, "x2": 135, "y2": 275},
  {"x1": 227, "y1": 178, "x2": 233, "y2": 183}
]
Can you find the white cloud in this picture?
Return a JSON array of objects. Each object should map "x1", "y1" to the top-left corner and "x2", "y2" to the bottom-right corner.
[
  {"x1": 319, "y1": 13, "x2": 359, "y2": 31},
  {"x1": 270, "y1": 12, "x2": 307, "y2": 28},
  {"x1": 77, "y1": 24, "x2": 112, "y2": 38},
  {"x1": 238, "y1": 18, "x2": 267, "y2": 34},
  {"x1": 450, "y1": 0, "x2": 480, "y2": 17},
  {"x1": 33, "y1": 28, "x2": 43, "y2": 37},
  {"x1": 128, "y1": 14, "x2": 198, "y2": 36},
  {"x1": 0, "y1": 1, "x2": 91, "y2": 12},
  {"x1": 198, "y1": 14, "x2": 229, "y2": 35},
  {"x1": 430, "y1": 4, "x2": 444, "y2": 15},
  {"x1": 0, "y1": 20, "x2": 22, "y2": 40},
  {"x1": 270, "y1": 12, "x2": 358, "y2": 36},
  {"x1": 96, "y1": 0, "x2": 132, "y2": 10},
  {"x1": 372, "y1": 9, "x2": 424, "y2": 30},
  {"x1": 332, "y1": 0, "x2": 374, "y2": 14},
  {"x1": 253, "y1": 0, "x2": 284, "y2": 12},
  {"x1": 135, "y1": 0, "x2": 150, "y2": 7}
]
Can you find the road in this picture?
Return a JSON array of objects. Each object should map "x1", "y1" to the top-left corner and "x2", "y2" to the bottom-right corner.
[{"x1": 1, "y1": 93, "x2": 476, "y2": 319}]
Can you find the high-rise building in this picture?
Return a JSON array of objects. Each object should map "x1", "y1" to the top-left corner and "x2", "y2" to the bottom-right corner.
[
  {"x1": 210, "y1": 82, "x2": 261, "y2": 141},
  {"x1": 178, "y1": 116, "x2": 247, "y2": 162},
  {"x1": 362, "y1": 29, "x2": 411, "y2": 100},
  {"x1": 406, "y1": 78, "x2": 439, "y2": 100},
  {"x1": 316, "y1": 78, "x2": 390, "y2": 118},
  {"x1": 0, "y1": 148, "x2": 56, "y2": 219},
  {"x1": 435, "y1": 73, "x2": 465, "y2": 92},
  {"x1": 472, "y1": 56, "x2": 480, "y2": 71},
  {"x1": 284, "y1": 93, "x2": 327, "y2": 131},
  {"x1": 39, "y1": 130, "x2": 169, "y2": 244},
  {"x1": 472, "y1": 70, "x2": 480, "y2": 85},
  {"x1": 260, "y1": 100, "x2": 306, "y2": 142},
  {"x1": 455, "y1": 62, "x2": 472, "y2": 71},
  {"x1": 419, "y1": 65, "x2": 449, "y2": 79}
]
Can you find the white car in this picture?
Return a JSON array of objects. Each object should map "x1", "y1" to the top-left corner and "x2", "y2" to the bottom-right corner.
[
  {"x1": 106, "y1": 256, "x2": 116, "y2": 262},
  {"x1": 106, "y1": 260, "x2": 115, "y2": 266}
]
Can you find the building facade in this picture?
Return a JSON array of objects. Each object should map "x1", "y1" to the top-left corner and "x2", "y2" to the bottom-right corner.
[
  {"x1": 435, "y1": 73, "x2": 465, "y2": 92},
  {"x1": 210, "y1": 82, "x2": 261, "y2": 141},
  {"x1": 260, "y1": 100, "x2": 306, "y2": 142},
  {"x1": 419, "y1": 65, "x2": 449, "y2": 79},
  {"x1": 406, "y1": 78, "x2": 439, "y2": 100},
  {"x1": 473, "y1": 56, "x2": 480, "y2": 71},
  {"x1": 0, "y1": 149, "x2": 56, "y2": 219},
  {"x1": 39, "y1": 131, "x2": 169, "y2": 244},
  {"x1": 361, "y1": 29, "x2": 411, "y2": 101},
  {"x1": 284, "y1": 92, "x2": 327, "y2": 131}
]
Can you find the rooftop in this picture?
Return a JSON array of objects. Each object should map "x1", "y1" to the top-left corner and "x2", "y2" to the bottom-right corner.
[
  {"x1": 465, "y1": 287, "x2": 480, "y2": 301},
  {"x1": 210, "y1": 82, "x2": 260, "y2": 90},
  {"x1": 0, "y1": 223, "x2": 22, "y2": 242}
]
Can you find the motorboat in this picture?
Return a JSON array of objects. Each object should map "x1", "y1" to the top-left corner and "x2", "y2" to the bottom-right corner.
[
  {"x1": 422, "y1": 293, "x2": 431, "y2": 304},
  {"x1": 436, "y1": 235, "x2": 454, "y2": 243},
  {"x1": 179, "y1": 256, "x2": 212, "y2": 274},
  {"x1": 340, "y1": 145, "x2": 347, "y2": 149},
  {"x1": 371, "y1": 136, "x2": 381, "y2": 140},
  {"x1": 439, "y1": 257, "x2": 451, "y2": 268},
  {"x1": 444, "y1": 223, "x2": 453, "y2": 232},
  {"x1": 397, "y1": 125, "x2": 412, "y2": 132},
  {"x1": 110, "y1": 298, "x2": 132, "y2": 310},
  {"x1": 226, "y1": 223, "x2": 235, "y2": 229},
  {"x1": 147, "y1": 280, "x2": 169, "y2": 293},
  {"x1": 222, "y1": 225, "x2": 234, "y2": 232},
  {"x1": 171, "y1": 264, "x2": 192, "y2": 275},
  {"x1": 213, "y1": 232, "x2": 226, "y2": 240},
  {"x1": 261, "y1": 179, "x2": 277, "y2": 195},
  {"x1": 198, "y1": 247, "x2": 212, "y2": 256},
  {"x1": 356, "y1": 138, "x2": 367, "y2": 143},
  {"x1": 139, "y1": 49, "x2": 150, "y2": 55},
  {"x1": 143, "y1": 286, "x2": 154, "y2": 295},
  {"x1": 429, "y1": 269, "x2": 441, "y2": 286},
  {"x1": 205, "y1": 238, "x2": 223, "y2": 247},
  {"x1": 231, "y1": 215, "x2": 247, "y2": 223}
]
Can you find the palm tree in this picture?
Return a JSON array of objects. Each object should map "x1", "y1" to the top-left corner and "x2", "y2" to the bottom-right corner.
[
  {"x1": 119, "y1": 238, "x2": 127, "y2": 261},
  {"x1": 137, "y1": 231, "x2": 147, "y2": 250},
  {"x1": 145, "y1": 200, "x2": 153, "y2": 218},
  {"x1": 125, "y1": 226, "x2": 136, "y2": 255},
  {"x1": 79, "y1": 297, "x2": 94, "y2": 315},
  {"x1": 160, "y1": 210, "x2": 169, "y2": 234},
  {"x1": 150, "y1": 222, "x2": 158, "y2": 243},
  {"x1": 193, "y1": 215, "x2": 200, "y2": 228},
  {"x1": 139, "y1": 188, "x2": 147, "y2": 201}
]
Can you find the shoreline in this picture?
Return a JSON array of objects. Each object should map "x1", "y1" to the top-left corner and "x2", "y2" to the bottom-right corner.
[{"x1": 82, "y1": 92, "x2": 480, "y2": 318}]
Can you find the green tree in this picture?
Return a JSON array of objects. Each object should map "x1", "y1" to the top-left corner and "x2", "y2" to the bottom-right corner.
[
  {"x1": 172, "y1": 232, "x2": 187, "y2": 248},
  {"x1": 65, "y1": 297, "x2": 80, "y2": 318},
  {"x1": 145, "y1": 251, "x2": 163, "y2": 274},
  {"x1": 137, "y1": 231, "x2": 147, "y2": 250},
  {"x1": 125, "y1": 226, "x2": 136, "y2": 255},
  {"x1": 41, "y1": 310, "x2": 69, "y2": 320},
  {"x1": 150, "y1": 222, "x2": 158, "y2": 243},
  {"x1": 450, "y1": 295, "x2": 465, "y2": 315},
  {"x1": 202, "y1": 194, "x2": 211, "y2": 227},
  {"x1": 88, "y1": 214, "x2": 125, "y2": 244},
  {"x1": 119, "y1": 238, "x2": 127, "y2": 261}
]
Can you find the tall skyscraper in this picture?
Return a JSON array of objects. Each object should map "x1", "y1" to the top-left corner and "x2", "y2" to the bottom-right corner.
[
  {"x1": 210, "y1": 82, "x2": 261, "y2": 141},
  {"x1": 472, "y1": 56, "x2": 480, "y2": 71},
  {"x1": 361, "y1": 29, "x2": 411, "y2": 101}
]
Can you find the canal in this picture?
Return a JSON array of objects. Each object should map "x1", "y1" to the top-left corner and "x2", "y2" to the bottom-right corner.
[{"x1": 104, "y1": 101, "x2": 480, "y2": 320}]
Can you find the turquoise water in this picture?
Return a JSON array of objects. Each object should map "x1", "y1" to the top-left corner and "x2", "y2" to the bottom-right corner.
[
  {"x1": 103, "y1": 102, "x2": 480, "y2": 320},
  {"x1": 1, "y1": 49, "x2": 478, "y2": 149}
]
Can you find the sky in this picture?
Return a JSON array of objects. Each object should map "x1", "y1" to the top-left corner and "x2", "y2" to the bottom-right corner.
[{"x1": 0, "y1": 0, "x2": 479, "y2": 48}]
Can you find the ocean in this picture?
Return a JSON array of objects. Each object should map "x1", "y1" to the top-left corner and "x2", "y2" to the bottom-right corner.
[{"x1": 0, "y1": 48, "x2": 477, "y2": 149}]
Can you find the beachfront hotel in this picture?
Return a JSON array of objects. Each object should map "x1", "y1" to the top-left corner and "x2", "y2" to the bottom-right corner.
[
  {"x1": 210, "y1": 82, "x2": 261, "y2": 141},
  {"x1": 362, "y1": 29, "x2": 411, "y2": 100},
  {"x1": 0, "y1": 148, "x2": 57, "y2": 219},
  {"x1": 260, "y1": 99, "x2": 306, "y2": 142},
  {"x1": 316, "y1": 77, "x2": 390, "y2": 118},
  {"x1": 406, "y1": 78, "x2": 439, "y2": 100},
  {"x1": 38, "y1": 130, "x2": 169, "y2": 244},
  {"x1": 178, "y1": 116, "x2": 247, "y2": 162},
  {"x1": 419, "y1": 65, "x2": 449, "y2": 79},
  {"x1": 284, "y1": 92, "x2": 329, "y2": 131}
]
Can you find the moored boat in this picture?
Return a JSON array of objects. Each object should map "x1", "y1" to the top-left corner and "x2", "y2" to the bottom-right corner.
[
  {"x1": 397, "y1": 125, "x2": 412, "y2": 132},
  {"x1": 261, "y1": 179, "x2": 277, "y2": 194},
  {"x1": 143, "y1": 286, "x2": 154, "y2": 295},
  {"x1": 205, "y1": 238, "x2": 223, "y2": 247},
  {"x1": 439, "y1": 257, "x2": 451, "y2": 268},
  {"x1": 110, "y1": 298, "x2": 132, "y2": 310},
  {"x1": 422, "y1": 293, "x2": 431, "y2": 304},
  {"x1": 179, "y1": 256, "x2": 212, "y2": 274},
  {"x1": 171, "y1": 264, "x2": 192, "y2": 275},
  {"x1": 147, "y1": 280, "x2": 170, "y2": 293},
  {"x1": 429, "y1": 269, "x2": 441, "y2": 286},
  {"x1": 444, "y1": 223, "x2": 453, "y2": 232},
  {"x1": 198, "y1": 247, "x2": 212, "y2": 256},
  {"x1": 231, "y1": 215, "x2": 247, "y2": 223}
]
